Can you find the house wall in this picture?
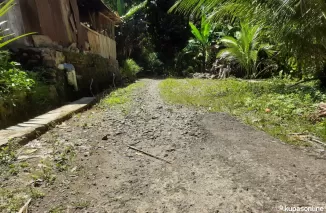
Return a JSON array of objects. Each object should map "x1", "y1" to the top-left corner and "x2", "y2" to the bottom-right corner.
[
  {"x1": 33, "y1": 0, "x2": 76, "y2": 46},
  {"x1": 81, "y1": 24, "x2": 117, "y2": 59},
  {"x1": 19, "y1": 0, "x2": 41, "y2": 34},
  {"x1": 1, "y1": 0, "x2": 118, "y2": 60}
]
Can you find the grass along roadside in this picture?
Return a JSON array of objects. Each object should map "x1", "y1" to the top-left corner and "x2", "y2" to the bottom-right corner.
[
  {"x1": 97, "y1": 81, "x2": 145, "y2": 114},
  {"x1": 159, "y1": 78, "x2": 326, "y2": 146}
]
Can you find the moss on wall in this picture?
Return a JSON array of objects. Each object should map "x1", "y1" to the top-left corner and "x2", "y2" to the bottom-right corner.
[{"x1": 64, "y1": 52, "x2": 121, "y2": 95}]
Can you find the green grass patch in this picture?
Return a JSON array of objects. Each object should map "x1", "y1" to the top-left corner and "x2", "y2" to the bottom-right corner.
[
  {"x1": 160, "y1": 78, "x2": 326, "y2": 145},
  {"x1": 98, "y1": 81, "x2": 145, "y2": 113}
]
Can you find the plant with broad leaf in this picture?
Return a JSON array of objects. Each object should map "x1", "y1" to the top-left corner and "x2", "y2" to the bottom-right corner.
[
  {"x1": 0, "y1": 0, "x2": 35, "y2": 103},
  {"x1": 188, "y1": 15, "x2": 212, "y2": 72},
  {"x1": 0, "y1": 51, "x2": 35, "y2": 101}
]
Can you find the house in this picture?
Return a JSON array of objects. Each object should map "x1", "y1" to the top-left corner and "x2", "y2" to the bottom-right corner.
[
  {"x1": 0, "y1": 0, "x2": 122, "y2": 97},
  {"x1": 2, "y1": 0, "x2": 121, "y2": 60},
  {"x1": 0, "y1": 0, "x2": 123, "y2": 130}
]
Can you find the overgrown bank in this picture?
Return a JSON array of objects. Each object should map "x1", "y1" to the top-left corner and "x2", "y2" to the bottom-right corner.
[
  {"x1": 0, "y1": 50, "x2": 121, "y2": 129},
  {"x1": 160, "y1": 78, "x2": 326, "y2": 145}
]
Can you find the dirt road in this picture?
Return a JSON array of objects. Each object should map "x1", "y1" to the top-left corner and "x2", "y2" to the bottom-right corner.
[{"x1": 21, "y1": 79, "x2": 326, "y2": 212}]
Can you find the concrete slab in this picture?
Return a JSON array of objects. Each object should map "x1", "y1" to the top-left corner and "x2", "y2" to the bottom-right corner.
[{"x1": 0, "y1": 97, "x2": 95, "y2": 146}]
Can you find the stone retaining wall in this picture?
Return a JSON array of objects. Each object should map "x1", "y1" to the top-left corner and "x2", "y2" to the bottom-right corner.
[{"x1": 0, "y1": 48, "x2": 121, "y2": 129}]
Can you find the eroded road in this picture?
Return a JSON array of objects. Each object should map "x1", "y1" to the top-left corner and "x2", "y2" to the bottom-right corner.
[{"x1": 16, "y1": 79, "x2": 326, "y2": 212}]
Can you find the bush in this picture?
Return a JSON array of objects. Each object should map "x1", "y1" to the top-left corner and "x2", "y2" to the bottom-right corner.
[
  {"x1": 0, "y1": 52, "x2": 35, "y2": 103},
  {"x1": 0, "y1": 52, "x2": 59, "y2": 128},
  {"x1": 121, "y1": 59, "x2": 143, "y2": 81}
]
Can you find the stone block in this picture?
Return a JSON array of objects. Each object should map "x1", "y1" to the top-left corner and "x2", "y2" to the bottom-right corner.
[{"x1": 42, "y1": 50, "x2": 65, "y2": 68}]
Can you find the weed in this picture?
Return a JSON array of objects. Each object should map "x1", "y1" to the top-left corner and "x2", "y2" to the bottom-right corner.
[
  {"x1": 49, "y1": 205, "x2": 66, "y2": 213},
  {"x1": 75, "y1": 113, "x2": 82, "y2": 118},
  {"x1": 54, "y1": 145, "x2": 76, "y2": 172},
  {"x1": 8, "y1": 164, "x2": 19, "y2": 175},
  {"x1": 20, "y1": 162, "x2": 30, "y2": 168},
  {"x1": 28, "y1": 186, "x2": 45, "y2": 199},
  {"x1": 72, "y1": 200, "x2": 91, "y2": 209},
  {"x1": 0, "y1": 143, "x2": 17, "y2": 166},
  {"x1": 31, "y1": 158, "x2": 56, "y2": 185},
  {"x1": 97, "y1": 81, "x2": 145, "y2": 114},
  {"x1": 0, "y1": 188, "x2": 26, "y2": 212},
  {"x1": 0, "y1": 143, "x2": 18, "y2": 177}
]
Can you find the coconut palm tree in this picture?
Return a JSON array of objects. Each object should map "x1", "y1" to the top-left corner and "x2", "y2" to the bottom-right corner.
[{"x1": 217, "y1": 22, "x2": 273, "y2": 78}]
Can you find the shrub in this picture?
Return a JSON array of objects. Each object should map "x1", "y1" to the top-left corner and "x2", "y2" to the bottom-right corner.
[
  {"x1": 120, "y1": 59, "x2": 143, "y2": 81},
  {"x1": 0, "y1": 52, "x2": 35, "y2": 103},
  {"x1": 144, "y1": 52, "x2": 164, "y2": 75}
]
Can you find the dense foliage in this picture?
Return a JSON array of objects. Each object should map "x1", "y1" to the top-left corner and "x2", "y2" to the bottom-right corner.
[
  {"x1": 217, "y1": 22, "x2": 275, "y2": 78},
  {"x1": 170, "y1": 0, "x2": 326, "y2": 83},
  {"x1": 0, "y1": 52, "x2": 35, "y2": 101},
  {"x1": 0, "y1": 0, "x2": 36, "y2": 103},
  {"x1": 108, "y1": 0, "x2": 326, "y2": 81},
  {"x1": 120, "y1": 59, "x2": 143, "y2": 81},
  {"x1": 112, "y1": 0, "x2": 190, "y2": 76}
]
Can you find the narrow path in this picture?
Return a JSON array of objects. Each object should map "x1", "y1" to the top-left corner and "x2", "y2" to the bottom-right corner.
[{"x1": 19, "y1": 79, "x2": 326, "y2": 212}]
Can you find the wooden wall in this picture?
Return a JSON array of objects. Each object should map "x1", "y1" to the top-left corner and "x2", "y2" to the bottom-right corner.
[
  {"x1": 1, "y1": 0, "x2": 118, "y2": 60},
  {"x1": 33, "y1": 0, "x2": 77, "y2": 46},
  {"x1": 20, "y1": 0, "x2": 41, "y2": 34},
  {"x1": 83, "y1": 24, "x2": 116, "y2": 59}
]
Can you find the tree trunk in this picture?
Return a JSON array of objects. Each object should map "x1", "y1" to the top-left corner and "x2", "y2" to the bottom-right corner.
[{"x1": 202, "y1": 47, "x2": 206, "y2": 73}]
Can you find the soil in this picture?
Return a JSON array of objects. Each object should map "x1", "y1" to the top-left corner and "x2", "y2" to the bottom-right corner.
[{"x1": 5, "y1": 79, "x2": 326, "y2": 212}]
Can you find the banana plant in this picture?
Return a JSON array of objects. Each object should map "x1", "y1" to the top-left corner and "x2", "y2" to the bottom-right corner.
[
  {"x1": 117, "y1": 0, "x2": 125, "y2": 16},
  {"x1": 189, "y1": 15, "x2": 212, "y2": 72}
]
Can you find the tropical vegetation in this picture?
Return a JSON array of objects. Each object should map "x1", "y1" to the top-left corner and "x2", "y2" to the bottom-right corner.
[
  {"x1": 188, "y1": 15, "x2": 212, "y2": 72},
  {"x1": 0, "y1": 0, "x2": 35, "y2": 101},
  {"x1": 108, "y1": 0, "x2": 326, "y2": 145},
  {"x1": 169, "y1": 0, "x2": 326, "y2": 83},
  {"x1": 217, "y1": 22, "x2": 274, "y2": 78}
]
